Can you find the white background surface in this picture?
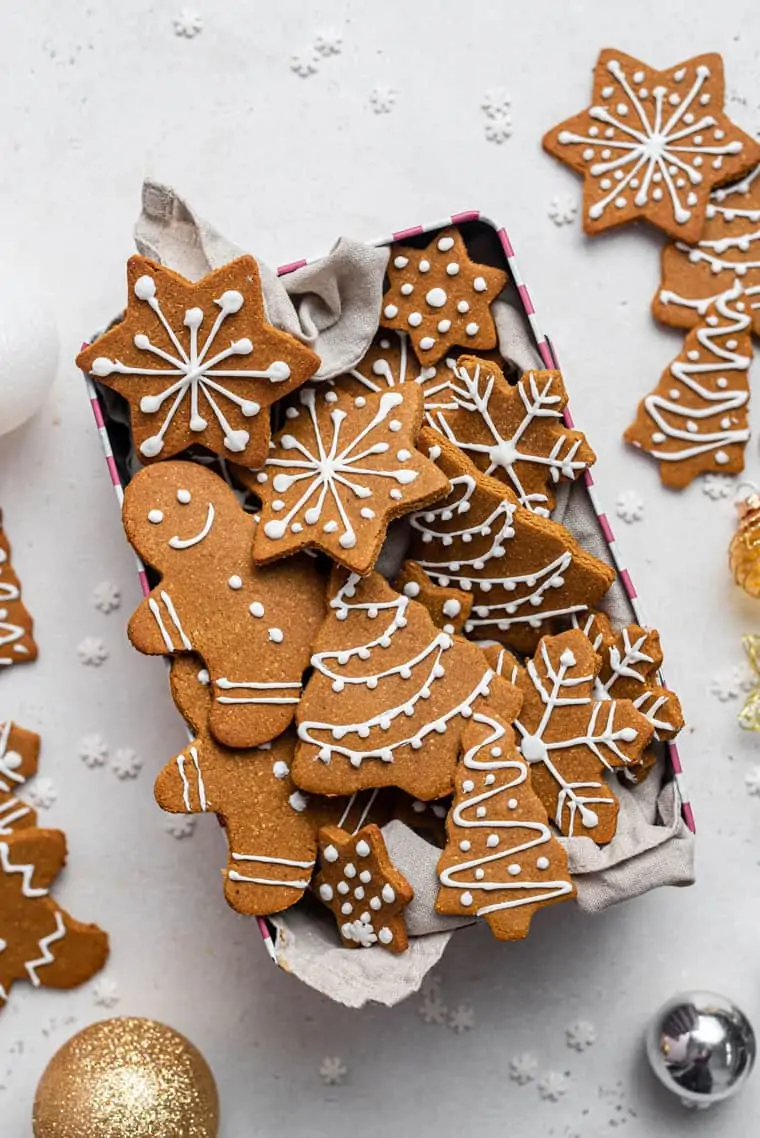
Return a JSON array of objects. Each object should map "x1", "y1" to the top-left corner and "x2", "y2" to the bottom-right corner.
[{"x1": 1, "y1": 2, "x2": 760, "y2": 1134}]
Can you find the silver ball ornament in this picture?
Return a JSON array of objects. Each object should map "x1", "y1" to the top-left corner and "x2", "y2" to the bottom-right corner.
[{"x1": 645, "y1": 991, "x2": 756, "y2": 1109}]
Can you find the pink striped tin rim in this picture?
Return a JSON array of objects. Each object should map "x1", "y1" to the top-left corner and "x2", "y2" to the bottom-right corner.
[{"x1": 83, "y1": 209, "x2": 695, "y2": 964}]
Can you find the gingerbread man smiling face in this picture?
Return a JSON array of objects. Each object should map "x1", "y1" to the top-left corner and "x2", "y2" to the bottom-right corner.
[{"x1": 122, "y1": 461, "x2": 326, "y2": 749}]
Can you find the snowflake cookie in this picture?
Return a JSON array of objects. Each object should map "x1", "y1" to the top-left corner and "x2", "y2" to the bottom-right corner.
[
  {"x1": 437, "y1": 706, "x2": 576, "y2": 940},
  {"x1": 543, "y1": 49, "x2": 760, "y2": 242},
  {"x1": 428, "y1": 356, "x2": 596, "y2": 515},
  {"x1": 314, "y1": 823, "x2": 413, "y2": 952},
  {"x1": 0, "y1": 513, "x2": 38, "y2": 672},
  {"x1": 405, "y1": 431, "x2": 615, "y2": 654},
  {"x1": 625, "y1": 288, "x2": 752, "y2": 486},
  {"x1": 76, "y1": 255, "x2": 320, "y2": 467},
  {"x1": 122, "y1": 461, "x2": 326, "y2": 749},
  {"x1": 380, "y1": 227, "x2": 508, "y2": 364},
  {"x1": 155, "y1": 656, "x2": 342, "y2": 915},
  {"x1": 0, "y1": 721, "x2": 40, "y2": 834},
  {"x1": 319, "y1": 1056, "x2": 348, "y2": 1085},
  {"x1": 292, "y1": 570, "x2": 519, "y2": 801},
  {"x1": 488, "y1": 630, "x2": 654, "y2": 842},
  {"x1": 0, "y1": 828, "x2": 108, "y2": 1010},
  {"x1": 249, "y1": 383, "x2": 448, "y2": 576}
]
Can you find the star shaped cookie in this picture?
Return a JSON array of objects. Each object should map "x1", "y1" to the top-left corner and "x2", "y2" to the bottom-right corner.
[
  {"x1": 543, "y1": 49, "x2": 760, "y2": 242},
  {"x1": 76, "y1": 255, "x2": 320, "y2": 466},
  {"x1": 380, "y1": 227, "x2": 508, "y2": 364}
]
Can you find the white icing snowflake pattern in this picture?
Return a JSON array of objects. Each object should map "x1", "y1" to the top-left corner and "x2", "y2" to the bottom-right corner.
[
  {"x1": 111, "y1": 748, "x2": 142, "y2": 780},
  {"x1": 314, "y1": 30, "x2": 343, "y2": 57},
  {"x1": 481, "y1": 87, "x2": 511, "y2": 118},
  {"x1": 448, "y1": 1004, "x2": 475, "y2": 1034},
  {"x1": 77, "y1": 637, "x2": 108, "y2": 666},
  {"x1": 91, "y1": 581, "x2": 121, "y2": 614},
  {"x1": 745, "y1": 767, "x2": 760, "y2": 797},
  {"x1": 26, "y1": 778, "x2": 57, "y2": 810},
  {"x1": 485, "y1": 114, "x2": 512, "y2": 144},
  {"x1": 319, "y1": 1056, "x2": 348, "y2": 1086},
  {"x1": 548, "y1": 195, "x2": 578, "y2": 226},
  {"x1": 418, "y1": 990, "x2": 449, "y2": 1026},
  {"x1": 702, "y1": 473, "x2": 735, "y2": 499},
  {"x1": 509, "y1": 1052, "x2": 539, "y2": 1085},
  {"x1": 92, "y1": 978, "x2": 120, "y2": 1008},
  {"x1": 165, "y1": 815, "x2": 197, "y2": 839},
  {"x1": 290, "y1": 49, "x2": 319, "y2": 78},
  {"x1": 615, "y1": 490, "x2": 644, "y2": 523},
  {"x1": 340, "y1": 913, "x2": 378, "y2": 947},
  {"x1": 78, "y1": 733, "x2": 108, "y2": 769},
  {"x1": 369, "y1": 85, "x2": 397, "y2": 115},
  {"x1": 538, "y1": 1070, "x2": 571, "y2": 1102},
  {"x1": 172, "y1": 8, "x2": 203, "y2": 37},
  {"x1": 566, "y1": 1019, "x2": 598, "y2": 1051}
]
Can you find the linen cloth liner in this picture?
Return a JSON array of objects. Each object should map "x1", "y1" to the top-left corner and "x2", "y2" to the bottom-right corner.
[{"x1": 131, "y1": 182, "x2": 694, "y2": 1007}]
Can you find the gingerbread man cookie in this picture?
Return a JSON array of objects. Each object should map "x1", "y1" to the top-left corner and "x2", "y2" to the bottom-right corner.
[
  {"x1": 76, "y1": 255, "x2": 320, "y2": 466},
  {"x1": 293, "y1": 570, "x2": 519, "y2": 800},
  {"x1": 0, "y1": 828, "x2": 109, "y2": 1009},
  {"x1": 314, "y1": 823, "x2": 413, "y2": 951},
  {"x1": 0, "y1": 721, "x2": 40, "y2": 833},
  {"x1": 428, "y1": 356, "x2": 596, "y2": 515},
  {"x1": 543, "y1": 49, "x2": 760, "y2": 242},
  {"x1": 380, "y1": 228, "x2": 508, "y2": 364},
  {"x1": 485, "y1": 630, "x2": 654, "y2": 843},
  {"x1": 0, "y1": 512, "x2": 37, "y2": 671},
  {"x1": 246, "y1": 384, "x2": 448, "y2": 576},
  {"x1": 436, "y1": 706, "x2": 576, "y2": 940},
  {"x1": 122, "y1": 461, "x2": 326, "y2": 749},
  {"x1": 406, "y1": 431, "x2": 615, "y2": 654}
]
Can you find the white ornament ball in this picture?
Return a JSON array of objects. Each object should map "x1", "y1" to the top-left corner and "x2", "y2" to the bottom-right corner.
[{"x1": 0, "y1": 269, "x2": 58, "y2": 438}]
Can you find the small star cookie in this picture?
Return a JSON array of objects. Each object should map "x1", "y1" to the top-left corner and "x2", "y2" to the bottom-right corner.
[
  {"x1": 380, "y1": 227, "x2": 508, "y2": 364},
  {"x1": 543, "y1": 49, "x2": 760, "y2": 242}
]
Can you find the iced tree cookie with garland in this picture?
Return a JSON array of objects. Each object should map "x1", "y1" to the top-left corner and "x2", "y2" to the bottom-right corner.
[
  {"x1": 0, "y1": 720, "x2": 40, "y2": 833},
  {"x1": 0, "y1": 512, "x2": 38, "y2": 672},
  {"x1": 76, "y1": 255, "x2": 320, "y2": 467},
  {"x1": 122, "y1": 461, "x2": 326, "y2": 749},
  {"x1": 543, "y1": 49, "x2": 760, "y2": 242}
]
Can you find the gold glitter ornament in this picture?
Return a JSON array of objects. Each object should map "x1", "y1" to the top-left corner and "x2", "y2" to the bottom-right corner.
[
  {"x1": 32, "y1": 1017, "x2": 219, "y2": 1138},
  {"x1": 730, "y1": 492, "x2": 760, "y2": 598}
]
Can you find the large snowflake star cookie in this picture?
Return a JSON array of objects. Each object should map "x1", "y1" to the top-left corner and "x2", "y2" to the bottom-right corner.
[
  {"x1": 249, "y1": 383, "x2": 448, "y2": 575},
  {"x1": 76, "y1": 255, "x2": 320, "y2": 466},
  {"x1": 543, "y1": 49, "x2": 760, "y2": 242},
  {"x1": 379, "y1": 227, "x2": 508, "y2": 364}
]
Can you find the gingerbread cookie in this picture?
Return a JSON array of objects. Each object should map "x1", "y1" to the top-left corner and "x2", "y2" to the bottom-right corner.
[
  {"x1": 380, "y1": 228, "x2": 508, "y2": 364},
  {"x1": 0, "y1": 828, "x2": 109, "y2": 1009},
  {"x1": 436, "y1": 706, "x2": 576, "y2": 939},
  {"x1": 0, "y1": 721, "x2": 40, "y2": 833},
  {"x1": 624, "y1": 288, "x2": 752, "y2": 487},
  {"x1": 0, "y1": 512, "x2": 38, "y2": 671},
  {"x1": 485, "y1": 630, "x2": 654, "y2": 843},
  {"x1": 543, "y1": 49, "x2": 760, "y2": 242},
  {"x1": 293, "y1": 570, "x2": 519, "y2": 800},
  {"x1": 406, "y1": 431, "x2": 615, "y2": 653},
  {"x1": 394, "y1": 561, "x2": 472, "y2": 635},
  {"x1": 392, "y1": 793, "x2": 450, "y2": 848},
  {"x1": 314, "y1": 823, "x2": 413, "y2": 951},
  {"x1": 248, "y1": 384, "x2": 448, "y2": 575},
  {"x1": 653, "y1": 166, "x2": 760, "y2": 333},
  {"x1": 122, "y1": 461, "x2": 326, "y2": 748},
  {"x1": 427, "y1": 356, "x2": 595, "y2": 516},
  {"x1": 76, "y1": 255, "x2": 320, "y2": 466}
]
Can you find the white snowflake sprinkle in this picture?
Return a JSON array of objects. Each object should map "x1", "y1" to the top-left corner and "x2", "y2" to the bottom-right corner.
[
  {"x1": 79, "y1": 733, "x2": 108, "y2": 769},
  {"x1": 92, "y1": 978, "x2": 120, "y2": 1008},
  {"x1": 369, "y1": 85, "x2": 397, "y2": 114},
  {"x1": 548, "y1": 195, "x2": 578, "y2": 226},
  {"x1": 566, "y1": 1019, "x2": 597, "y2": 1051},
  {"x1": 745, "y1": 767, "x2": 760, "y2": 797},
  {"x1": 172, "y1": 8, "x2": 203, "y2": 38},
  {"x1": 481, "y1": 87, "x2": 511, "y2": 118},
  {"x1": 314, "y1": 30, "x2": 342, "y2": 57},
  {"x1": 165, "y1": 814, "x2": 197, "y2": 838},
  {"x1": 418, "y1": 991, "x2": 448, "y2": 1026},
  {"x1": 449, "y1": 1003, "x2": 475, "y2": 1034},
  {"x1": 111, "y1": 747, "x2": 142, "y2": 780},
  {"x1": 538, "y1": 1070, "x2": 571, "y2": 1102},
  {"x1": 290, "y1": 49, "x2": 319, "y2": 78},
  {"x1": 485, "y1": 113, "x2": 512, "y2": 144},
  {"x1": 709, "y1": 665, "x2": 749, "y2": 701},
  {"x1": 615, "y1": 490, "x2": 644, "y2": 524},
  {"x1": 77, "y1": 636, "x2": 108, "y2": 666},
  {"x1": 509, "y1": 1052, "x2": 539, "y2": 1085},
  {"x1": 91, "y1": 581, "x2": 121, "y2": 614},
  {"x1": 319, "y1": 1056, "x2": 348, "y2": 1085},
  {"x1": 702, "y1": 473, "x2": 735, "y2": 500},
  {"x1": 26, "y1": 778, "x2": 57, "y2": 809}
]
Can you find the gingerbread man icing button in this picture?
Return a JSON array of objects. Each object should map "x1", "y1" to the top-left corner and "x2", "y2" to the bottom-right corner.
[
  {"x1": 380, "y1": 227, "x2": 508, "y2": 364},
  {"x1": 122, "y1": 461, "x2": 326, "y2": 749},
  {"x1": 76, "y1": 255, "x2": 320, "y2": 467}
]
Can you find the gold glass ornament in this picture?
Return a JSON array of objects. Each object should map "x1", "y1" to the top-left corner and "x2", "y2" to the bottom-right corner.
[
  {"x1": 739, "y1": 634, "x2": 760, "y2": 732},
  {"x1": 730, "y1": 492, "x2": 760, "y2": 598},
  {"x1": 32, "y1": 1017, "x2": 219, "y2": 1138}
]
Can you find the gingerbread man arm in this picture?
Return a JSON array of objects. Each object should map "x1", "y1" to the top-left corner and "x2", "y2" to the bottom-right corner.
[
  {"x1": 154, "y1": 738, "x2": 213, "y2": 816},
  {"x1": 0, "y1": 829, "x2": 67, "y2": 891},
  {"x1": 128, "y1": 587, "x2": 192, "y2": 657},
  {"x1": 30, "y1": 911, "x2": 109, "y2": 992}
]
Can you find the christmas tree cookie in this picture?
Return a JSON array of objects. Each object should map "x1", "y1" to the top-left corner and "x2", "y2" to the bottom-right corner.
[
  {"x1": 0, "y1": 720, "x2": 40, "y2": 833},
  {"x1": 0, "y1": 512, "x2": 38, "y2": 672}
]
